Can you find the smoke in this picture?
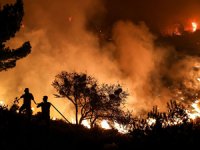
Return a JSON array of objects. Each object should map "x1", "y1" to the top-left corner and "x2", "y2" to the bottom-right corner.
[
  {"x1": 107, "y1": 21, "x2": 173, "y2": 114},
  {"x1": 1, "y1": 0, "x2": 199, "y2": 119},
  {"x1": 99, "y1": 0, "x2": 200, "y2": 34},
  {"x1": 0, "y1": 0, "x2": 122, "y2": 119}
]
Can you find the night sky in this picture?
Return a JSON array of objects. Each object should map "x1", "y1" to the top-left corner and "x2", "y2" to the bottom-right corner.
[{"x1": 88, "y1": 0, "x2": 200, "y2": 34}]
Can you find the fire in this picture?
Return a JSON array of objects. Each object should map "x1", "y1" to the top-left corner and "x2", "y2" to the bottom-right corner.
[
  {"x1": 192, "y1": 22, "x2": 198, "y2": 32},
  {"x1": 101, "y1": 120, "x2": 111, "y2": 129},
  {"x1": 82, "y1": 120, "x2": 91, "y2": 129},
  {"x1": 0, "y1": 100, "x2": 4, "y2": 106},
  {"x1": 31, "y1": 107, "x2": 35, "y2": 112},
  {"x1": 71, "y1": 118, "x2": 76, "y2": 124},
  {"x1": 187, "y1": 100, "x2": 200, "y2": 120},
  {"x1": 197, "y1": 77, "x2": 200, "y2": 82},
  {"x1": 114, "y1": 122, "x2": 129, "y2": 134},
  {"x1": 80, "y1": 119, "x2": 129, "y2": 133},
  {"x1": 147, "y1": 118, "x2": 156, "y2": 126},
  {"x1": 52, "y1": 117, "x2": 57, "y2": 120}
]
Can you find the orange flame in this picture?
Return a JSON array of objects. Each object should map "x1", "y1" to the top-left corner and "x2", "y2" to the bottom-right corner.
[
  {"x1": 0, "y1": 100, "x2": 4, "y2": 106},
  {"x1": 187, "y1": 100, "x2": 200, "y2": 120},
  {"x1": 101, "y1": 120, "x2": 111, "y2": 129},
  {"x1": 192, "y1": 22, "x2": 198, "y2": 32}
]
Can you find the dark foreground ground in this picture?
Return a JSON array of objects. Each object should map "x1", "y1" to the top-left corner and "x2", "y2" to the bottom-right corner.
[{"x1": 1, "y1": 106, "x2": 200, "y2": 150}]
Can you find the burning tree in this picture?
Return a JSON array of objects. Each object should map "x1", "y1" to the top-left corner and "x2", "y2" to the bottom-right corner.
[
  {"x1": 52, "y1": 71, "x2": 132, "y2": 127},
  {"x1": 0, "y1": 0, "x2": 31, "y2": 71}
]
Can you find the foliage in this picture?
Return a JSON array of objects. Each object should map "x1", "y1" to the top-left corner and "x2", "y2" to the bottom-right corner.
[
  {"x1": 52, "y1": 72, "x2": 97, "y2": 124},
  {"x1": 52, "y1": 71, "x2": 131, "y2": 127},
  {"x1": 85, "y1": 83, "x2": 131, "y2": 128},
  {"x1": 130, "y1": 99, "x2": 190, "y2": 136},
  {"x1": 0, "y1": 0, "x2": 31, "y2": 71}
]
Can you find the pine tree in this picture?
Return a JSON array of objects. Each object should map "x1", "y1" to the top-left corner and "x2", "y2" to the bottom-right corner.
[{"x1": 0, "y1": 0, "x2": 31, "y2": 71}]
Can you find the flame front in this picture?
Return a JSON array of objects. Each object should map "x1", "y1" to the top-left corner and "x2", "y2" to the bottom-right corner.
[
  {"x1": 82, "y1": 120, "x2": 91, "y2": 129},
  {"x1": 187, "y1": 100, "x2": 200, "y2": 120},
  {"x1": 101, "y1": 120, "x2": 111, "y2": 129},
  {"x1": 147, "y1": 118, "x2": 156, "y2": 126},
  {"x1": 192, "y1": 22, "x2": 198, "y2": 32}
]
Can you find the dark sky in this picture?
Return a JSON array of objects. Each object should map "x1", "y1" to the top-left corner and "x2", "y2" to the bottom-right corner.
[{"x1": 88, "y1": 0, "x2": 200, "y2": 34}]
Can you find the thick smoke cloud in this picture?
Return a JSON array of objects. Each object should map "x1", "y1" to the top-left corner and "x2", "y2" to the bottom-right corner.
[
  {"x1": 0, "y1": 0, "x2": 123, "y2": 119},
  {"x1": 0, "y1": 0, "x2": 199, "y2": 119}
]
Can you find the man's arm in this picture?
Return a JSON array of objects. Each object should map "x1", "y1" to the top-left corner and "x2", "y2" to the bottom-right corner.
[
  {"x1": 16, "y1": 95, "x2": 24, "y2": 102},
  {"x1": 20, "y1": 94, "x2": 24, "y2": 99},
  {"x1": 31, "y1": 94, "x2": 37, "y2": 105},
  {"x1": 37, "y1": 103, "x2": 42, "y2": 108}
]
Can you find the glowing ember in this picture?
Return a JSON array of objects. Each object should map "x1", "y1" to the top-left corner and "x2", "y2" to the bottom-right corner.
[
  {"x1": 68, "y1": 16, "x2": 72, "y2": 22},
  {"x1": 192, "y1": 22, "x2": 198, "y2": 32},
  {"x1": 81, "y1": 120, "x2": 91, "y2": 129},
  {"x1": 101, "y1": 120, "x2": 111, "y2": 129},
  {"x1": 197, "y1": 78, "x2": 200, "y2": 82},
  {"x1": 21, "y1": 23, "x2": 25, "y2": 28},
  {"x1": 52, "y1": 117, "x2": 56, "y2": 120}
]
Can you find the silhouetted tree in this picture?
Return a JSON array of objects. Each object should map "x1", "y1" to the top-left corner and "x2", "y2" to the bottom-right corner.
[
  {"x1": 0, "y1": 0, "x2": 31, "y2": 71},
  {"x1": 52, "y1": 72, "x2": 97, "y2": 124},
  {"x1": 10, "y1": 97, "x2": 19, "y2": 112},
  {"x1": 166, "y1": 99, "x2": 189, "y2": 125},
  {"x1": 130, "y1": 99, "x2": 190, "y2": 137},
  {"x1": 85, "y1": 83, "x2": 130, "y2": 128},
  {"x1": 147, "y1": 105, "x2": 166, "y2": 130},
  {"x1": 52, "y1": 71, "x2": 131, "y2": 127}
]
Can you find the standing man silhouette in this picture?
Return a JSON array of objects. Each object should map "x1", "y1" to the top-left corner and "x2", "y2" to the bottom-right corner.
[
  {"x1": 37, "y1": 96, "x2": 51, "y2": 126},
  {"x1": 19, "y1": 88, "x2": 36, "y2": 120}
]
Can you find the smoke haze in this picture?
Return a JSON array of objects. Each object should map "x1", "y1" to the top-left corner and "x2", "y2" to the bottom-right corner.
[{"x1": 1, "y1": 0, "x2": 200, "y2": 119}]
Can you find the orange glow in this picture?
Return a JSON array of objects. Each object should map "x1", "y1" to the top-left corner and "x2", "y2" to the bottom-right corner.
[
  {"x1": 21, "y1": 23, "x2": 25, "y2": 28},
  {"x1": 192, "y1": 22, "x2": 198, "y2": 32},
  {"x1": 0, "y1": 100, "x2": 4, "y2": 106},
  {"x1": 68, "y1": 16, "x2": 72, "y2": 22}
]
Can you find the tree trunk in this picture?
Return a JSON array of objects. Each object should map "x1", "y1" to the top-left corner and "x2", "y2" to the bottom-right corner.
[
  {"x1": 90, "y1": 117, "x2": 97, "y2": 128},
  {"x1": 75, "y1": 103, "x2": 78, "y2": 125},
  {"x1": 79, "y1": 116, "x2": 83, "y2": 125}
]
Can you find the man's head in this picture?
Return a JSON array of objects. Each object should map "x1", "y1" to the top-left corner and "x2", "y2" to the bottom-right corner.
[
  {"x1": 24, "y1": 88, "x2": 29, "y2": 93},
  {"x1": 43, "y1": 96, "x2": 48, "y2": 102}
]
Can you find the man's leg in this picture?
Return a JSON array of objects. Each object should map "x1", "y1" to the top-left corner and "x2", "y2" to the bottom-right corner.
[
  {"x1": 26, "y1": 106, "x2": 32, "y2": 120},
  {"x1": 19, "y1": 104, "x2": 26, "y2": 114}
]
